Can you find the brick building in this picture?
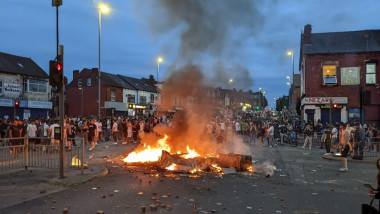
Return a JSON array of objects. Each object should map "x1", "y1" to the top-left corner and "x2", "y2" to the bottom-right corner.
[
  {"x1": 66, "y1": 68, "x2": 157, "y2": 117},
  {"x1": 299, "y1": 24, "x2": 380, "y2": 124}
]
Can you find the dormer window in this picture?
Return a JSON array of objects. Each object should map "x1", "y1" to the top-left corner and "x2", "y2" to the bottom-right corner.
[{"x1": 323, "y1": 65, "x2": 337, "y2": 85}]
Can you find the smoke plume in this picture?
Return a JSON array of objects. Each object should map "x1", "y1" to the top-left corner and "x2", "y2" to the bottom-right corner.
[{"x1": 130, "y1": 0, "x2": 265, "y2": 155}]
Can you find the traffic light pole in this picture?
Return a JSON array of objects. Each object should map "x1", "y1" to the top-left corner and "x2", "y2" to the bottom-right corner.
[
  {"x1": 58, "y1": 46, "x2": 65, "y2": 179},
  {"x1": 56, "y1": 4, "x2": 65, "y2": 179}
]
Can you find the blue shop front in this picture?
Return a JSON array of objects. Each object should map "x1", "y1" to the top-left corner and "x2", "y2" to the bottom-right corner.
[{"x1": 0, "y1": 98, "x2": 52, "y2": 120}]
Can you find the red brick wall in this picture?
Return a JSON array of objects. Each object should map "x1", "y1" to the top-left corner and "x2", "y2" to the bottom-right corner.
[
  {"x1": 304, "y1": 53, "x2": 380, "y2": 122},
  {"x1": 66, "y1": 69, "x2": 123, "y2": 117}
]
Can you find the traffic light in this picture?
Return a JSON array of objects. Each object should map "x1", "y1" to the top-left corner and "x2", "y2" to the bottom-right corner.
[
  {"x1": 283, "y1": 106, "x2": 287, "y2": 109},
  {"x1": 333, "y1": 103, "x2": 338, "y2": 108},
  {"x1": 14, "y1": 100, "x2": 19, "y2": 108},
  {"x1": 49, "y1": 60, "x2": 63, "y2": 87},
  {"x1": 256, "y1": 106, "x2": 260, "y2": 110}
]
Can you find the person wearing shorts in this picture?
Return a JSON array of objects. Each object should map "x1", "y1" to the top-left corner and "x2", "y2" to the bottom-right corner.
[
  {"x1": 88, "y1": 119, "x2": 96, "y2": 151},
  {"x1": 339, "y1": 124, "x2": 350, "y2": 172}
]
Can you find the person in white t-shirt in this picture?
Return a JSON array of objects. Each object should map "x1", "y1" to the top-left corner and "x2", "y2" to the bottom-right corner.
[
  {"x1": 27, "y1": 120, "x2": 37, "y2": 145},
  {"x1": 235, "y1": 121, "x2": 241, "y2": 134},
  {"x1": 269, "y1": 124, "x2": 275, "y2": 147},
  {"x1": 48, "y1": 120, "x2": 60, "y2": 149},
  {"x1": 95, "y1": 119, "x2": 102, "y2": 144}
]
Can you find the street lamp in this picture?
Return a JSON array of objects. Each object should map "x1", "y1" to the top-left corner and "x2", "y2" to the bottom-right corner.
[
  {"x1": 157, "y1": 57, "x2": 163, "y2": 82},
  {"x1": 98, "y1": 3, "x2": 110, "y2": 118},
  {"x1": 79, "y1": 87, "x2": 83, "y2": 115},
  {"x1": 229, "y1": 78, "x2": 233, "y2": 85},
  {"x1": 287, "y1": 51, "x2": 294, "y2": 76}
]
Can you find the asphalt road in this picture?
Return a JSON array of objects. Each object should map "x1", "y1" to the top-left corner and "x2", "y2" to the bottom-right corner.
[{"x1": 0, "y1": 140, "x2": 378, "y2": 214}]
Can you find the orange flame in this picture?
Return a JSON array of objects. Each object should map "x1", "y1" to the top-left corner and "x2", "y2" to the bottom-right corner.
[
  {"x1": 123, "y1": 135, "x2": 170, "y2": 163},
  {"x1": 247, "y1": 166, "x2": 255, "y2": 172},
  {"x1": 182, "y1": 146, "x2": 201, "y2": 159},
  {"x1": 165, "y1": 163, "x2": 177, "y2": 171},
  {"x1": 211, "y1": 164, "x2": 223, "y2": 174}
]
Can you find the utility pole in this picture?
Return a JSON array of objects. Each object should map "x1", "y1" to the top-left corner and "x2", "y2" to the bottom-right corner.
[{"x1": 359, "y1": 85, "x2": 363, "y2": 123}]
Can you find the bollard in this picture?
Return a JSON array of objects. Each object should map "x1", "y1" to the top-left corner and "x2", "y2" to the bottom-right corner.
[
  {"x1": 25, "y1": 137, "x2": 29, "y2": 171},
  {"x1": 81, "y1": 138, "x2": 84, "y2": 175}
]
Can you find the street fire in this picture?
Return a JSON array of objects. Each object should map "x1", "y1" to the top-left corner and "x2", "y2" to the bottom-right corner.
[
  {"x1": 122, "y1": 133, "x2": 253, "y2": 175},
  {"x1": 122, "y1": 135, "x2": 171, "y2": 163}
]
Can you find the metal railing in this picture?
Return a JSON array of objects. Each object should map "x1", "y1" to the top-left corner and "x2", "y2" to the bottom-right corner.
[{"x1": 0, "y1": 137, "x2": 84, "y2": 174}]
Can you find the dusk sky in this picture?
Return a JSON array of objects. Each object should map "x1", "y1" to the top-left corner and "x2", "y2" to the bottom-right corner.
[{"x1": 1, "y1": 0, "x2": 380, "y2": 108}]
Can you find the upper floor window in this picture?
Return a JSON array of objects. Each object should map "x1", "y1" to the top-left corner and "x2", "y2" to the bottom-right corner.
[
  {"x1": 87, "y1": 78, "x2": 91, "y2": 87},
  {"x1": 366, "y1": 63, "x2": 376, "y2": 84},
  {"x1": 28, "y1": 80, "x2": 47, "y2": 93},
  {"x1": 0, "y1": 80, "x2": 2, "y2": 94},
  {"x1": 150, "y1": 94, "x2": 155, "y2": 102},
  {"x1": 110, "y1": 90, "x2": 116, "y2": 102},
  {"x1": 322, "y1": 65, "x2": 337, "y2": 85},
  {"x1": 78, "y1": 79, "x2": 82, "y2": 87},
  {"x1": 140, "y1": 96, "x2": 146, "y2": 104},
  {"x1": 127, "y1": 94, "x2": 136, "y2": 103}
]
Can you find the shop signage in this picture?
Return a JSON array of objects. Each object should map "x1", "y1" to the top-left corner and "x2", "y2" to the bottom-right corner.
[
  {"x1": 0, "y1": 98, "x2": 13, "y2": 107},
  {"x1": 320, "y1": 105, "x2": 343, "y2": 109},
  {"x1": 302, "y1": 97, "x2": 348, "y2": 105},
  {"x1": 28, "y1": 101, "x2": 52, "y2": 109},
  {"x1": 4, "y1": 83, "x2": 21, "y2": 95},
  {"x1": 341, "y1": 67, "x2": 360, "y2": 85}
]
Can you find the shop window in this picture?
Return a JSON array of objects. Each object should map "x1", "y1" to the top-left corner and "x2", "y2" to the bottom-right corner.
[
  {"x1": 366, "y1": 64, "x2": 376, "y2": 84},
  {"x1": 0, "y1": 80, "x2": 2, "y2": 94},
  {"x1": 110, "y1": 90, "x2": 116, "y2": 102},
  {"x1": 87, "y1": 78, "x2": 91, "y2": 87},
  {"x1": 78, "y1": 79, "x2": 82, "y2": 87},
  {"x1": 322, "y1": 65, "x2": 337, "y2": 84},
  {"x1": 28, "y1": 80, "x2": 47, "y2": 93}
]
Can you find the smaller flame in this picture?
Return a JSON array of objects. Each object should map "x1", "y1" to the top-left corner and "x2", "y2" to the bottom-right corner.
[
  {"x1": 182, "y1": 146, "x2": 201, "y2": 159},
  {"x1": 211, "y1": 164, "x2": 223, "y2": 174},
  {"x1": 247, "y1": 166, "x2": 255, "y2": 172},
  {"x1": 165, "y1": 163, "x2": 177, "y2": 171},
  {"x1": 189, "y1": 168, "x2": 202, "y2": 174}
]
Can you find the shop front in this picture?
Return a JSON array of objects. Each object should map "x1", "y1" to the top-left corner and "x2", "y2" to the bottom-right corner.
[
  {"x1": 0, "y1": 98, "x2": 52, "y2": 120},
  {"x1": 301, "y1": 97, "x2": 348, "y2": 124}
]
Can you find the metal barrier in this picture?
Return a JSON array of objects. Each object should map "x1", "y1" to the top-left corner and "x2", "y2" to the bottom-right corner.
[
  {"x1": 363, "y1": 137, "x2": 380, "y2": 157},
  {"x1": 0, "y1": 137, "x2": 84, "y2": 174}
]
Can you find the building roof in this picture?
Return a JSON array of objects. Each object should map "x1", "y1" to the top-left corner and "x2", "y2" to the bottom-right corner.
[
  {"x1": 304, "y1": 30, "x2": 380, "y2": 54},
  {"x1": 101, "y1": 72, "x2": 135, "y2": 90},
  {"x1": 117, "y1": 75, "x2": 157, "y2": 93},
  {"x1": 0, "y1": 52, "x2": 48, "y2": 78}
]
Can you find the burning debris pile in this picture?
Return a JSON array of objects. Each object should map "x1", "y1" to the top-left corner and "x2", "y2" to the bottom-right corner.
[{"x1": 122, "y1": 134, "x2": 254, "y2": 175}]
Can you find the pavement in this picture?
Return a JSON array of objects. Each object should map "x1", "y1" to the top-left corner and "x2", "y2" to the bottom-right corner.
[
  {"x1": 0, "y1": 140, "x2": 137, "y2": 210},
  {"x1": 0, "y1": 137, "x2": 379, "y2": 213}
]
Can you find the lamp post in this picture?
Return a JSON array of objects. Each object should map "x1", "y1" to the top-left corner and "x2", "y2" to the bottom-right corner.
[
  {"x1": 157, "y1": 57, "x2": 163, "y2": 82},
  {"x1": 229, "y1": 78, "x2": 233, "y2": 85},
  {"x1": 263, "y1": 91, "x2": 266, "y2": 108},
  {"x1": 258, "y1": 87, "x2": 262, "y2": 109},
  {"x1": 98, "y1": 3, "x2": 109, "y2": 118},
  {"x1": 287, "y1": 51, "x2": 294, "y2": 76},
  {"x1": 79, "y1": 87, "x2": 83, "y2": 116},
  {"x1": 286, "y1": 76, "x2": 291, "y2": 88}
]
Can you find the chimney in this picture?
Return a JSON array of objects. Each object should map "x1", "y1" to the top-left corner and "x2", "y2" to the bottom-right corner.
[
  {"x1": 73, "y1": 70, "x2": 79, "y2": 80},
  {"x1": 304, "y1": 24, "x2": 312, "y2": 44},
  {"x1": 92, "y1": 68, "x2": 98, "y2": 74}
]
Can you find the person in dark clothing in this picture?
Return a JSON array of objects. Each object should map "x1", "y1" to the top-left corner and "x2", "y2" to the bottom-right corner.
[
  {"x1": 88, "y1": 119, "x2": 97, "y2": 151},
  {"x1": 323, "y1": 126, "x2": 332, "y2": 155},
  {"x1": 353, "y1": 123, "x2": 365, "y2": 160}
]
